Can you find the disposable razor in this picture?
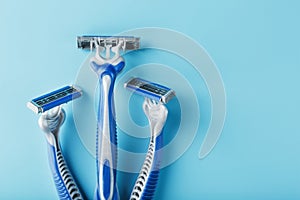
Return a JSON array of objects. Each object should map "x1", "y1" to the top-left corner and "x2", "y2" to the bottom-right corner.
[
  {"x1": 27, "y1": 86, "x2": 83, "y2": 200},
  {"x1": 77, "y1": 36, "x2": 140, "y2": 200},
  {"x1": 124, "y1": 78, "x2": 175, "y2": 200}
]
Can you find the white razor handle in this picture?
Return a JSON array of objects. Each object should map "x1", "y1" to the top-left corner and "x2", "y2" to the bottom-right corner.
[
  {"x1": 130, "y1": 99, "x2": 168, "y2": 200},
  {"x1": 90, "y1": 43, "x2": 125, "y2": 200},
  {"x1": 39, "y1": 108, "x2": 83, "y2": 200},
  {"x1": 96, "y1": 75, "x2": 117, "y2": 200}
]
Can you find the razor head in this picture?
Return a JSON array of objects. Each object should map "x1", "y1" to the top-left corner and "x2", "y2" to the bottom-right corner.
[
  {"x1": 27, "y1": 85, "x2": 82, "y2": 114},
  {"x1": 77, "y1": 36, "x2": 140, "y2": 50},
  {"x1": 124, "y1": 78, "x2": 175, "y2": 104}
]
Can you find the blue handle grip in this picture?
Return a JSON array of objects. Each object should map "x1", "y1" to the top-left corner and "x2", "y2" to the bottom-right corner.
[
  {"x1": 47, "y1": 142, "x2": 83, "y2": 200},
  {"x1": 91, "y1": 61, "x2": 124, "y2": 200},
  {"x1": 141, "y1": 133, "x2": 163, "y2": 200},
  {"x1": 130, "y1": 131, "x2": 163, "y2": 200}
]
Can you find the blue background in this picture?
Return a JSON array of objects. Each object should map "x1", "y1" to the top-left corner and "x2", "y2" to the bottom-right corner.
[{"x1": 1, "y1": 0, "x2": 300, "y2": 199}]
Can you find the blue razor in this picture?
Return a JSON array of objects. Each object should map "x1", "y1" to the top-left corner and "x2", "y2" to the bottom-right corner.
[
  {"x1": 27, "y1": 86, "x2": 83, "y2": 200},
  {"x1": 125, "y1": 78, "x2": 175, "y2": 200},
  {"x1": 77, "y1": 36, "x2": 140, "y2": 200},
  {"x1": 28, "y1": 86, "x2": 82, "y2": 114}
]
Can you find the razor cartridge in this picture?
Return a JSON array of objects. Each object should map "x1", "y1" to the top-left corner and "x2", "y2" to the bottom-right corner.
[
  {"x1": 27, "y1": 85, "x2": 82, "y2": 114},
  {"x1": 124, "y1": 77, "x2": 175, "y2": 104},
  {"x1": 77, "y1": 36, "x2": 140, "y2": 51}
]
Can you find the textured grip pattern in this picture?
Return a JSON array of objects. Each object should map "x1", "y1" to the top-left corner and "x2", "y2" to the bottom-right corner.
[
  {"x1": 48, "y1": 145, "x2": 83, "y2": 200},
  {"x1": 130, "y1": 133, "x2": 163, "y2": 200}
]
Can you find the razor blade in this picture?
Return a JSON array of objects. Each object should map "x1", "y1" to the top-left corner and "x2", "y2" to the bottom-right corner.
[
  {"x1": 27, "y1": 86, "x2": 82, "y2": 114},
  {"x1": 124, "y1": 77, "x2": 175, "y2": 104},
  {"x1": 77, "y1": 36, "x2": 140, "y2": 50}
]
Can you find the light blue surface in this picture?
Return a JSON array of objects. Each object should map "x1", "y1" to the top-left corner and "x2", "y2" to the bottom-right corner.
[{"x1": 0, "y1": 0, "x2": 300, "y2": 199}]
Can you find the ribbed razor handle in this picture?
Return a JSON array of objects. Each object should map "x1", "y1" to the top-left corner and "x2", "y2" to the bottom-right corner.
[
  {"x1": 47, "y1": 143, "x2": 83, "y2": 200},
  {"x1": 130, "y1": 133, "x2": 163, "y2": 200}
]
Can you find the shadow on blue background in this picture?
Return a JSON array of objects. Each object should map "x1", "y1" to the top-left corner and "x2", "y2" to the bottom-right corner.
[{"x1": 0, "y1": 0, "x2": 299, "y2": 199}]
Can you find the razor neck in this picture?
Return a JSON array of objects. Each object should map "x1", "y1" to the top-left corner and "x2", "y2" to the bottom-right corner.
[
  {"x1": 90, "y1": 40, "x2": 125, "y2": 76},
  {"x1": 143, "y1": 98, "x2": 168, "y2": 138},
  {"x1": 90, "y1": 60, "x2": 125, "y2": 80},
  {"x1": 38, "y1": 108, "x2": 65, "y2": 148}
]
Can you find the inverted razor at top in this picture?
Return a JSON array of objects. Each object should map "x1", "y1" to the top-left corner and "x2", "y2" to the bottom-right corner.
[
  {"x1": 77, "y1": 36, "x2": 140, "y2": 51},
  {"x1": 77, "y1": 35, "x2": 140, "y2": 200}
]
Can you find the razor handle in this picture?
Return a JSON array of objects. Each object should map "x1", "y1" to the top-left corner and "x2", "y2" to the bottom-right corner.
[
  {"x1": 91, "y1": 60, "x2": 125, "y2": 200},
  {"x1": 47, "y1": 140, "x2": 83, "y2": 200},
  {"x1": 130, "y1": 132, "x2": 163, "y2": 200},
  {"x1": 40, "y1": 110, "x2": 83, "y2": 200}
]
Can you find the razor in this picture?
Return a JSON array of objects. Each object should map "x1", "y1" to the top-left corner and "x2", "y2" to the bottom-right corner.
[
  {"x1": 27, "y1": 86, "x2": 83, "y2": 200},
  {"x1": 124, "y1": 78, "x2": 175, "y2": 200},
  {"x1": 77, "y1": 36, "x2": 140, "y2": 200}
]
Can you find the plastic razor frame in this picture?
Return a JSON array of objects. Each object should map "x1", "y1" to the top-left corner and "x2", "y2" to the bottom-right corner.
[
  {"x1": 77, "y1": 36, "x2": 140, "y2": 51},
  {"x1": 27, "y1": 85, "x2": 82, "y2": 114},
  {"x1": 78, "y1": 36, "x2": 140, "y2": 200},
  {"x1": 28, "y1": 86, "x2": 83, "y2": 200},
  {"x1": 125, "y1": 77, "x2": 175, "y2": 104},
  {"x1": 124, "y1": 78, "x2": 175, "y2": 200}
]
